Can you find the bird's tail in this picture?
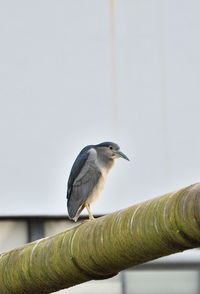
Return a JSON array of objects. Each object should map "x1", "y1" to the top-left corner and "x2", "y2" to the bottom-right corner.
[{"x1": 67, "y1": 202, "x2": 85, "y2": 222}]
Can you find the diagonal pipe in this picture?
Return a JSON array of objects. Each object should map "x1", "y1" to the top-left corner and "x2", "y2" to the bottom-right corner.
[{"x1": 0, "y1": 183, "x2": 200, "y2": 293}]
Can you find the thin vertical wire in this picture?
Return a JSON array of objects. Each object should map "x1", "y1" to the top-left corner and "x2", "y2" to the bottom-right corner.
[{"x1": 109, "y1": 0, "x2": 118, "y2": 134}]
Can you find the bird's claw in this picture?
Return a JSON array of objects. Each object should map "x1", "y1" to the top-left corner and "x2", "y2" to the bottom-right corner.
[{"x1": 83, "y1": 217, "x2": 95, "y2": 223}]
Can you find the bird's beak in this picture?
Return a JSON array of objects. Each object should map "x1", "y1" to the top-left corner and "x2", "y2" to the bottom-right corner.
[{"x1": 114, "y1": 150, "x2": 130, "y2": 161}]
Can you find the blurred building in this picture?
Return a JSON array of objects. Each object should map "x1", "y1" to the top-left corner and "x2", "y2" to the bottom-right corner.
[{"x1": 0, "y1": 0, "x2": 200, "y2": 293}]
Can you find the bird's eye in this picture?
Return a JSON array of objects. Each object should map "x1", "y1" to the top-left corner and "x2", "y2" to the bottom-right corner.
[{"x1": 109, "y1": 146, "x2": 113, "y2": 150}]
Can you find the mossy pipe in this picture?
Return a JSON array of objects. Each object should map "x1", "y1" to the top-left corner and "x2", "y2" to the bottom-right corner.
[{"x1": 1, "y1": 183, "x2": 200, "y2": 294}]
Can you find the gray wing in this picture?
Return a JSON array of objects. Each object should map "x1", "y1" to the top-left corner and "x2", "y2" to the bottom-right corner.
[
  {"x1": 67, "y1": 145, "x2": 93, "y2": 200},
  {"x1": 67, "y1": 149, "x2": 101, "y2": 219}
]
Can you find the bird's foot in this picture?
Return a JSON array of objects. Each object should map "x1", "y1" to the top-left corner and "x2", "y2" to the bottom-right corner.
[{"x1": 83, "y1": 217, "x2": 95, "y2": 223}]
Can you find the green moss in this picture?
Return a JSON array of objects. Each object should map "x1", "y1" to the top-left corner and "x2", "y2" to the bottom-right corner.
[{"x1": 0, "y1": 183, "x2": 200, "y2": 293}]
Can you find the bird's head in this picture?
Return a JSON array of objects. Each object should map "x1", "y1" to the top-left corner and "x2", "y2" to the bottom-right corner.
[{"x1": 95, "y1": 142, "x2": 129, "y2": 161}]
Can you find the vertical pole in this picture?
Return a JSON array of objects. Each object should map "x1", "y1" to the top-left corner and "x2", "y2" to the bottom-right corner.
[{"x1": 28, "y1": 218, "x2": 44, "y2": 242}]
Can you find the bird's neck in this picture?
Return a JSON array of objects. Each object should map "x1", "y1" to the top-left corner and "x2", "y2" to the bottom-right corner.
[{"x1": 96, "y1": 154, "x2": 114, "y2": 172}]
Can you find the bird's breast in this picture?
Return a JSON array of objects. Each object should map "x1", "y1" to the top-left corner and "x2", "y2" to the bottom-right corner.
[
  {"x1": 86, "y1": 158, "x2": 114, "y2": 205},
  {"x1": 86, "y1": 168, "x2": 108, "y2": 205}
]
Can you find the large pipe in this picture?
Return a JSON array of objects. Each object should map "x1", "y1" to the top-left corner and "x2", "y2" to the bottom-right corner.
[{"x1": 0, "y1": 183, "x2": 200, "y2": 293}]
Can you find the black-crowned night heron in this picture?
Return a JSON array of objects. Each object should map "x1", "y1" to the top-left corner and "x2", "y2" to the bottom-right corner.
[{"x1": 67, "y1": 142, "x2": 129, "y2": 222}]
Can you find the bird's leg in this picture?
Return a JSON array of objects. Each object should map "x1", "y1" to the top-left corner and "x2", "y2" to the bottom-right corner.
[{"x1": 85, "y1": 203, "x2": 95, "y2": 221}]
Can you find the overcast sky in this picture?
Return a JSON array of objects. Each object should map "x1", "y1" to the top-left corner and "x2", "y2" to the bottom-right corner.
[{"x1": 0, "y1": 0, "x2": 200, "y2": 216}]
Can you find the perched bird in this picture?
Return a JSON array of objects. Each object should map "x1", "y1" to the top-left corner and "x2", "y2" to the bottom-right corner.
[{"x1": 66, "y1": 142, "x2": 129, "y2": 222}]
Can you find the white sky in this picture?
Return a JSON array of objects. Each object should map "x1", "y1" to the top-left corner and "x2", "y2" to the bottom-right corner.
[{"x1": 0, "y1": 0, "x2": 200, "y2": 216}]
